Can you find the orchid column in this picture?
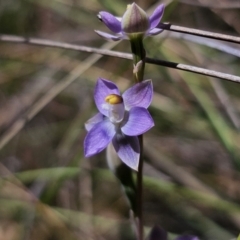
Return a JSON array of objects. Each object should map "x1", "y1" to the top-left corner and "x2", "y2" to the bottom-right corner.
[{"x1": 94, "y1": 3, "x2": 165, "y2": 240}]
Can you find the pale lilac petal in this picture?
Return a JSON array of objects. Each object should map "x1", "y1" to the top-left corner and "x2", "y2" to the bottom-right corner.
[
  {"x1": 95, "y1": 30, "x2": 123, "y2": 41},
  {"x1": 98, "y1": 11, "x2": 121, "y2": 33},
  {"x1": 84, "y1": 120, "x2": 115, "y2": 157},
  {"x1": 85, "y1": 113, "x2": 104, "y2": 131},
  {"x1": 121, "y1": 107, "x2": 154, "y2": 136},
  {"x1": 149, "y1": 4, "x2": 165, "y2": 29},
  {"x1": 148, "y1": 28, "x2": 164, "y2": 36},
  {"x1": 94, "y1": 78, "x2": 120, "y2": 116},
  {"x1": 122, "y1": 80, "x2": 153, "y2": 110},
  {"x1": 112, "y1": 133, "x2": 140, "y2": 170},
  {"x1": 175, "y1": 236, "x2": 199, "y2": 240}
]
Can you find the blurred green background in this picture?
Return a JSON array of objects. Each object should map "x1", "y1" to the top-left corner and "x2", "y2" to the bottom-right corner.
[{"x1": 0, "y1": 0, "x2": 240, "y2": 239}]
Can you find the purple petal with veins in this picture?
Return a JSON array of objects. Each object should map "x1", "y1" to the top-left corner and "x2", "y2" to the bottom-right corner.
[
  {"x1": 121, "y1": 107, "x2": 154, "y2": 136},
  {"x1": 149, "y1": 4, "x2": 165, "y2": 29},
  {"x1": 123, "y1": 80, "x2": 153, "y2": 110},
  {"x1": 112, "y1": 133, "x2": 139, "y2": 170},
  {"x1": 85, "y1": 113, "x2": 104, "y2": 131},
  {"x1": 84, "y1": 120, "x2": 115, "y2": 157},
  {"x1": 98, "y1": 11, "x2": 122, "y2": 33}
]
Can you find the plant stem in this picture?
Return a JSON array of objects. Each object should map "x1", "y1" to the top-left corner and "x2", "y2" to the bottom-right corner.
[
  {"x1": 130, "y1": 36, "x2": 146, "y2": 240},
  {"x1": 137, "y1": 134, "x2": 144, "y2": 240},
  {"x1": 130, "y1": 37, "x2": 146, "y2": 83}
]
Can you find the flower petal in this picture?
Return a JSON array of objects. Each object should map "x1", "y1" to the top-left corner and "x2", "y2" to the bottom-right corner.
[
  {"x1": 149, "y1": 4, "x2": 165, "y2": 29},
  {"x1": 94, "y1": 78, "x2": 120, "y2": 116},
  {"x1": 122, "y1": 79, "x2": 153, "y2": 110},
  {"x1": 112, "y1": 133, "x2": 139, "y2": 170},
  {"x1": 84, "y1": 120, "x2": 115, "y2": 157},
  {"x1": 121, "y1": 107, "x2": 154, "y2": 136},
  {"x1": 148, "y1": 225, "x2": 168, "y2": 240},
  {"x1": 148, "y1": 28, "x2": 164, "y2": 36},
  {"x1": 85, "y1": 113, "x2": 104, "y2": 131},
  {"x1": 98, "y1": 11, "x2": 122, "y2": 33},
  {"x1": 95, "y1": 30, "x2": 123, "y2": 41},
  {"x1": 175, "y1": 236, "x2": 199, "y2": 240}
]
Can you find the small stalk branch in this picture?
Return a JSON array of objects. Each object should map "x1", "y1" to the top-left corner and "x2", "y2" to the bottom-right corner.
[
  {"x1": 0, "y1": 34, "x2": 239, "y2": 83},
  {"x1": 159, "y1": 23, "x2": 240, "y2": 44}
]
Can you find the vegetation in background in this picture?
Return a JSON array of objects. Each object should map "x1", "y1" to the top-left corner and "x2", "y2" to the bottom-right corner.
[{"x1": 0, "y1": 0, "x2": 240, "y2": 239}]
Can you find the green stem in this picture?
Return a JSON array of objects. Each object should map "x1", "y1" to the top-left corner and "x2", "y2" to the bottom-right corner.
[
  {"x1": 130, "y1": 37, "x2": 146, "y2": 83},
  {"x1": 130, "y1": 36, "x2": 145, "y2": 240},
  {"x1": 137, "y1": 135, "x2": 144, "y2": 240}
]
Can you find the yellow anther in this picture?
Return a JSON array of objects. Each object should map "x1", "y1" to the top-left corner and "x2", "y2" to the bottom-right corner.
[{"x1": 105, "y1": 94, "x2": 123, "y2": 104}]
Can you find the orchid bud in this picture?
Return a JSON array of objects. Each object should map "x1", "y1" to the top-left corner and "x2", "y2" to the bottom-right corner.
[
  {"x1": 121, "y1": 3, "x2": 149, "y2": 35},
  {"x1": 95, "y1": 3, "x2": 165, "y2": 41},
  {"x1": 147, "y1": 225, "x2": 168, "y2": 240}
]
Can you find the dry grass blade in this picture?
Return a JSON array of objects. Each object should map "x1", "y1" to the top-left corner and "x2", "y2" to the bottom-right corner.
[
  {"x1": 0, "y1": 163, "x2": 77, "y2": 240},
  {"x1": 210, "y1": 78, "x2": 240, "y2": 130},
  {"x1": 0, "y1": 41, "x2": 117, "y2": 150}
]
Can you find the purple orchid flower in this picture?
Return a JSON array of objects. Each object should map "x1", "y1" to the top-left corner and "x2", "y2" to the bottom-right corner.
[
  {"x1": 175, "y1": 236, "x2": 199, "y2": 240},
  {"x1": 147, "y1": 226, "x2": 199, "y2": 240},
  {"x1": 95, "y1": 2, "x2": 165, "y2": 41},
  {"x1": 84, "y1": 78, "x2": 154, "y2": 170}
]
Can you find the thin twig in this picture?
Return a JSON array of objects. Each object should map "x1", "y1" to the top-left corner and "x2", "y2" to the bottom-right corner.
[
  {"x1": 179, "y1": 0, "x2": 240, "y2": 9},
  {"x1": 0, "y1": 34, "x2": 240, "y2": 84},
  {"x1": 145, "y1": 58, "x2": 240, "y2": 84},
  {"x1": 159, "y1": 23, "x2": 240, "y2": 44},
  {"x1": 0, "y1": 34, "x2": 128, "y2": 60}
]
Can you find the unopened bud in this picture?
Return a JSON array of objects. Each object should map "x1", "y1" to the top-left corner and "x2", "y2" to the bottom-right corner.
[{"x1": 121, "y1": 3, "x2": 149, "y2": 34}]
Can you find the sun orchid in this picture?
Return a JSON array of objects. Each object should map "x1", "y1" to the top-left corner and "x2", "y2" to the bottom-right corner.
[
  {"x1": 95, "y1": 2, "x2": 165, "y2": 41},
  {"x1": 148, "y1": 225, "x2": 199, "y2": 240},
  {"x1": 84, "y1": 78, "x2": 154, "y2": 170}
]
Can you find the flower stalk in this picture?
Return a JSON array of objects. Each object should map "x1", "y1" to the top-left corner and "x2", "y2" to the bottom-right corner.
[
  {"x1": 127, "y1": 8, "x2": 148, "y2": 240},
  {"x1": 130, "y1": 37, "x2": 146, "y2": 83},
  {"x1": 130, "y1": 36, "x2": 145, "y2": 240},
  {"x1": 122, "y1": 4, "x2": 149, "y2": 240},
  {"x1": 94, "y1": 3, "x2": 165, "y2": 240}
]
